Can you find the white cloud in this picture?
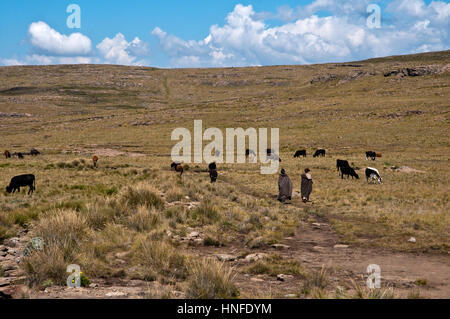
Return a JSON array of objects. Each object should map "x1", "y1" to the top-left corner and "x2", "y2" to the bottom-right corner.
[
  {"x1": 25, "y1": 55, "x2": 93, "y2": 65},
  {"x1": 97, "y1": 33, "x2": 149, "y2": 65},
  {"x1": 28, "y1": 21, "x2": 92, "y2": 56},
  {"x1": 0, "y1": 55, "x2": 95, "y2": 66},
  {"x1": 0, "y1": 23, "x2": 149, "y2": 66},
  {"x1": 152, "y1": 1, "x2": 449, "y2": 67},
  {"x1": 1, "y1": 2, "x2": 448, "y2": 67},
  {"x1": 0, "y1": 58, "x2": 24, "y2": 66}
]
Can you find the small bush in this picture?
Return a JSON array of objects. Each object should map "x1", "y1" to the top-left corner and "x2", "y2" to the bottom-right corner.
[
  {"x1": 119, "y1": 183, "x2": 164, "y2": 210},
  {"x1": 34, "y1": 209, "x2": 89, "y2": 259},
  {"x1": 166, "y1": 188, "x2": 184, "y2": 203},
  {"x1": 245, "y1": 254, "x2": 305, "y2": 277},
  {"x1": 132, "y1": 238, "x2": 187, "y2": 279},
  {"x1": 351, "y1": 279, "x2": 396, "y2": 299},
  {"x1": 164, "y1": 206, "x2": 186, "y2": 224},
  {"x1": 126, "y1": 206, "x2": 160, "y2": 232},
  {"x1": 185, "y1": 258, "x2": 239, "y2": 299},
  {"x1": 80, "y1": 273, "x2": 91, "y2": 287},
  {"x1": 414, "y1": 278, "x2": 427, "y2": 286},
  {"x1": 84, "y1": 203, "x2": 117, "y2": 230},
  {"x1": 21, "y1": 244, "x2": 69, "y2": 287},
  {"x1": 190, "y1": 200, "x2": 219, "y2": 225}
]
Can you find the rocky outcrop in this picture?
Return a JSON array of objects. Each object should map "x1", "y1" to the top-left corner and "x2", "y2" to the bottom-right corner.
[{"x1": 384, "y1": 65, "x2": 449, "y2": 77}]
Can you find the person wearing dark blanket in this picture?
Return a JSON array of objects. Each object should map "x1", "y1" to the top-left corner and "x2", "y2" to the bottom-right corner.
[
  {"x1": 277, "y1": 169, "x2": 293, "y2": 203},
  {"x1": 301, "y1": 168, "x2": 313, "y2": 203}
]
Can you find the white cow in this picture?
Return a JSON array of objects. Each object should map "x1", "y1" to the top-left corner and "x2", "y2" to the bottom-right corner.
[{"x1": 366, "y1": 167, "x2": 382, "y2": 184}]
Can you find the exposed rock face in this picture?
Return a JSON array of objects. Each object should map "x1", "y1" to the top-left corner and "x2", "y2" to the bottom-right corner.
[
  {"x1": 310, "y1": 71, "x2": 371, "y2": 84},
  {"x1": 214, "y1": 254, "x2": 236, "y2": 262},
  {"x1": 384, "y1": 65, "x2": 449, "y2": 77},
  {"x1": 271, "y1": 244, "x2": 290, "y2": 250},
  {"x1": 333, "y1": 244, "x2": 349, "y2": 249},
  {"x1": 244, "y1": 253, "x2": 269, "y2": 262}
]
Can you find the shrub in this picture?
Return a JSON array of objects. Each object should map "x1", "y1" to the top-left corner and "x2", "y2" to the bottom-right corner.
[
  {"x1": 166, "y1": 188, "x2": 184, "y2": 203},
  {"x1": 164, "y1": 206, "x2": 185, "y2": 224},
  {"x1": 119, "y1": 183, "x2": 164, "y2": 210},
  {"x1": 132, "y1": 238, "x2": 187, "y2": 279},
  {"x1": 80, "y1": 273, "x2": 91, "y2": 287},
  {"x1": 21, "y1": 244, "x2": 69, "y2": 287},
  {"x1": 185, "y1": 258, "x2": 239, "y2": 299},
  {"x1": 84, "y1": 203, "x2": 117, "y2": 230},
  {"x1": 126, "y1": 206, "x2": 160, "y2": 232},
  {"x1": 245, "y1": 254, "x2": 305, "y2": 277},
  {"x1": 349, "y1": 279, "x2": 396, "y2": 299},
  {"x1": 190, "y1": 200, "x2": 219, "y2": 225},
  {"x1": 33, "y1": 209, "x2": 89, "y2": 259}
]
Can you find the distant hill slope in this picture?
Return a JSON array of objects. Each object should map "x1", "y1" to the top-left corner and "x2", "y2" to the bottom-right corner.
[
  {"x1": 0, "y1": 50, "x2": 448, "y2": 154},
  {"x1": 0, "y1": 50, "x2": 448, "y2": 116}
]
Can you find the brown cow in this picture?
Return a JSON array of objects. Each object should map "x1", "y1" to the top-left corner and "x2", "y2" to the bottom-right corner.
[
  {"x1": 375, "y1": 152, "x2": 382, "y2": 158},
  {"x1": 92, "y1": 155, "x2": 99, "y2": 168},
  {"x1": 171, "y1": 162, "x2": 183, "y2": 176},
  {"x1": 4, "y1": 150, "x2": 11, "y2": 159}
]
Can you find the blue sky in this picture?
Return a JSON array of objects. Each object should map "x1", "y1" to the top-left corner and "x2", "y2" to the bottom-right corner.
[{"x1": 0, "y1": 0, "x2": 448, "y2": 67}]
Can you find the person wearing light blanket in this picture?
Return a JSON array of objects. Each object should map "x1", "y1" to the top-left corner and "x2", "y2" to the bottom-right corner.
[{"x1": 301, "y1": 168, "x2": 313, "y2": 203}]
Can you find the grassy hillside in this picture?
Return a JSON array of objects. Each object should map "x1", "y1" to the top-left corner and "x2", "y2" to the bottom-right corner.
[{"x1": 0, "y1": 50, "x2": 449, "y2": 298}]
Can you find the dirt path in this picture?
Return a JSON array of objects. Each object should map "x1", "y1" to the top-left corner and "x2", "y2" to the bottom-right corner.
[
  {"x1": 195, "y1": 215, "x2": 450, "y2": 298},
  {"x1": 287, "y1": 217, "x2": 450, "y2": 298},
  {"x1": 217, "y1": 175, "x2": 450, "y2": 298}
]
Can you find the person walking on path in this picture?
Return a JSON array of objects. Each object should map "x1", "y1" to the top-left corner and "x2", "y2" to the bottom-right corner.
[
  {"x1": 301, "y1": 168, "x2": 313, "y2": 203},
  {"x1": 278, "y1": 168, "x2": 293, "y2": 203}
]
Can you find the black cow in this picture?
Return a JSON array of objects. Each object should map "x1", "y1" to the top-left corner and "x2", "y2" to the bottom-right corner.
[
  {"x1": 365, "y1": 151, "x2": 376, "y2": 160},
  {"x1": 336, "y1": 159, "x2": 350, "y2": 172},
  {"x1": 6, "y1": 174, "x2": 35, "y2": 195},
  {"x1": 365, "y1": 167, "x2": 382, "y2": 184},
  {"x1": 266, "y1": 148, "x2": 274, "y2": 156},
  {"x1": 313, "y1": 149, "x2": 326, "y2": 157},
  {"x1": 294, "y1": 150, "x2": 306, "y2": 158},
  {"x1": 17, "y1": 152, "x2": 24, "y2": 159},
  {"x1": 30, "y1": 148, "x2": 40, "y2": 156},
  {"x1": 340, "y1": 166, "x2": 359, "y2": 179}
]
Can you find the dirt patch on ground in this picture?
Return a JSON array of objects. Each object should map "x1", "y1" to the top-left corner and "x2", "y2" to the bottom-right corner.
[
  {"x1": 391, "y1": 166, "x2": 426, "y2": 173},
  {"x1": 62, "y1": 147, "x2": 145, "y2": 158}
]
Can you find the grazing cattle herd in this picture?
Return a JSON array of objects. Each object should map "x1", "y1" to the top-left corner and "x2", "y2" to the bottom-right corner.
[{"x1": 3, "y1": 146, "x2": 384, "y2": 197}]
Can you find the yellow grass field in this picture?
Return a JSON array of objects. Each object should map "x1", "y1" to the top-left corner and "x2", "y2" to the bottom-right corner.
[{"x1": 0, "y1": 50, "x2": 449, "y2": 299}]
